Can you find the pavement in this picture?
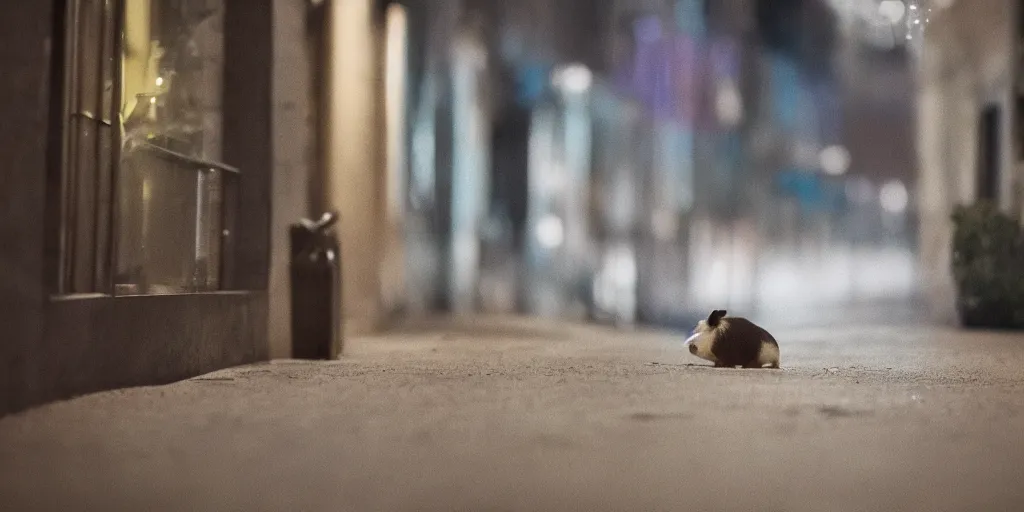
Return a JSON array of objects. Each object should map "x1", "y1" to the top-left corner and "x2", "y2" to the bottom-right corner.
[{"x1": 2, "y1": 315, "x2": 1024, "y2": 511}]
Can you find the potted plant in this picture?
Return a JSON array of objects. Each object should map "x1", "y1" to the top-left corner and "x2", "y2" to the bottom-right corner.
[{"x1": 950, "y1": 201, "x2": 1024, "y2": 329}]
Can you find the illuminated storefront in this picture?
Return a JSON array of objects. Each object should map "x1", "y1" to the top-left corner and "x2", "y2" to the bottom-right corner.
[{"x1": 1, "y1": 0, "x2": 278, "y2": 415}]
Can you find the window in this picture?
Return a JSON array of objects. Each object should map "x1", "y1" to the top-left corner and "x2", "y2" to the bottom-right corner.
[
  {"x1": 977, "y1": 105, "x2": 1000, "y2": 202},
  {"x1": 57, "y1": 0, "x2": 237, "y2": 296}
]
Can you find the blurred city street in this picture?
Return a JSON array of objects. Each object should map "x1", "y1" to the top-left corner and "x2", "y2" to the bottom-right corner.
[
  {"x1": 3, "y1": 1, "x2": 1024, "y2": 509},
  {"x1": 3, "y1": 316, "x2": 1024, "y2": 512}
]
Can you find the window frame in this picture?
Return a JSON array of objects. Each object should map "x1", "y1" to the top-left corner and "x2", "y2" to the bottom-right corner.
[{"x1": 57, "y1": 0, "x2": 120, "y2": 295}]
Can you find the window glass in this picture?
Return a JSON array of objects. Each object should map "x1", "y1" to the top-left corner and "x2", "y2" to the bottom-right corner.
[
  {"x1": 115, "y1": 0, "x2": 232, "y2": 295},
  {"x1": 121, "y1": 0, "x2": 223, "y2": 160}
]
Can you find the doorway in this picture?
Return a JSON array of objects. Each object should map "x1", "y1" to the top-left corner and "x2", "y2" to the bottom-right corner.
[{"x1": 977, "y1": 104, "x2": 1000, "y2": 202}]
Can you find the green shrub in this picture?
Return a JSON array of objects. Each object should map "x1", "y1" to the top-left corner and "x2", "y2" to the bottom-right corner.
[{"x1": 950, "y1": 202, "x2": 1024, "y2": 329}]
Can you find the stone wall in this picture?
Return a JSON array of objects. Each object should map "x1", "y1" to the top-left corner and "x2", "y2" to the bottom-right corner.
[
  {"x1": 268, "y1": 0, "x2": 316, "y2": 358},
  {"x1": 326, "y1": 0, "x2": 387, "y2": 336},
  {"x1": 0, "y1": 0, "x2": 52, "y2": 415}
]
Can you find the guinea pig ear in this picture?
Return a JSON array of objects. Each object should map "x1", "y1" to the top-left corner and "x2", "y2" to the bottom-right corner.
[{"x1": 707, "y1": 310, "x2": 727, "y2": 327}]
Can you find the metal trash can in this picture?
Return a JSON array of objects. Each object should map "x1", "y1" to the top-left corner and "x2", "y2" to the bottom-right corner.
[{"x1": 290, "y1": 211, "x2": 342, "y2": 359}]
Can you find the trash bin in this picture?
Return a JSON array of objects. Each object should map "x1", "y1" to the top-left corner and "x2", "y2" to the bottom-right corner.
[{"x1": 290, "y1": 211, "x2": 342, "y2": 359}]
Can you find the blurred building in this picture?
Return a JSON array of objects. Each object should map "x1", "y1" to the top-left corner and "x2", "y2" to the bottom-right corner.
[
  {"x1": 398, "y1": 0, "x2": 923, "y2": 328},
  {"x1": 916, "y1": 0, "x2": 1024, "y2": 323},
  {"x1": 401, "y1": 1, "x2": 921, "y2": 327}
]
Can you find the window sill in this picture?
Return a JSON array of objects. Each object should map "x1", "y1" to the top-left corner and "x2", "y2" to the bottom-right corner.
[{"x1": 49, "y1": 290, "x2": 255, "y2": 302}]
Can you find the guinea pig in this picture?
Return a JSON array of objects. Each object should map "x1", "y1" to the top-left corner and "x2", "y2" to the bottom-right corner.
[{"x1": 685, "y1": 310, "x2": 780, "y2": 369}]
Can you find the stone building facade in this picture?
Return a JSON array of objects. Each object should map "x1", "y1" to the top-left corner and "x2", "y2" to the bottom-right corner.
[
  {"x1": 0, "y1": 0, "x2": 394, "y2": 415},
  {"x1": 915, "y1": 0, "x2": 1023, "y2": 323}
]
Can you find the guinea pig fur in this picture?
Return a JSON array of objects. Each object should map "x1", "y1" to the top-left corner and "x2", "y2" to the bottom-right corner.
[{"x1": 685, "y1": 310, "x2": 780, "y2": 369}]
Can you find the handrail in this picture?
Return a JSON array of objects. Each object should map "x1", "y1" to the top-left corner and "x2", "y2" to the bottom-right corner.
[{"x1": 125, "y1": 140, "x2": 241, "y2": 175}]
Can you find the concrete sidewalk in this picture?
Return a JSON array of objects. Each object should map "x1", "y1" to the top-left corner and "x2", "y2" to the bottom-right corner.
[{"x1": 2, "y1": 316, "x2": 1024, "y2": 511}]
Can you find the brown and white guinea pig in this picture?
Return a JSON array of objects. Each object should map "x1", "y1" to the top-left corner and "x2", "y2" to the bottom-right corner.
[{"x1": 685, "y1": 310, "x2": 780, "y2": 369}]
